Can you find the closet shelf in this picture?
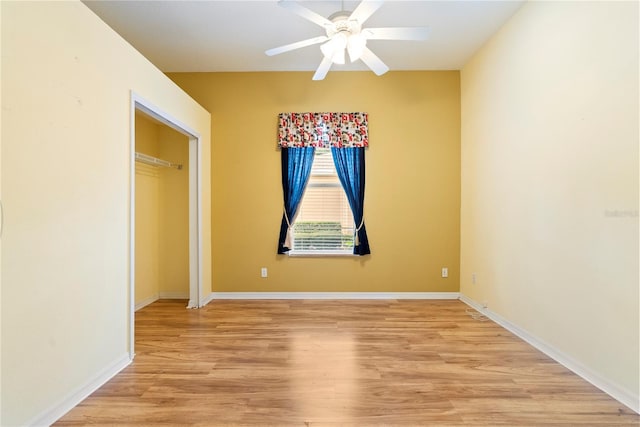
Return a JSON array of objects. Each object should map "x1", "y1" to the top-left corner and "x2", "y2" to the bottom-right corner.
[{"x1": 135, "y1": 152, "x2": 182, "y2": 170}]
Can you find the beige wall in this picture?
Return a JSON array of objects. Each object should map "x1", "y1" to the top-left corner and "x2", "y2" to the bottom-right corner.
[
  {"x1": 135, "y1": 113, "x2": 190, "y2": 304},
  {"x1": 169, "y1": 71, "x2": 461, "y2": 293},
  {"x1": 460, "y1": 0, "x2": 638, "y2": 409},
  {"x1": 1, "y1": 1, "x2": 211, "y2": 425}
]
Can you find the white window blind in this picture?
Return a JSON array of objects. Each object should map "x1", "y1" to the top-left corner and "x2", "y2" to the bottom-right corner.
[{"x1": 292, "y1": 148, "x2": 354, "y2": 254}]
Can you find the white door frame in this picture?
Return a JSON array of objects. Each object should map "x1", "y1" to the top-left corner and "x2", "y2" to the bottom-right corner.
[{"x1": 129, "y1": 92, "x2": 203, "y2": 359}]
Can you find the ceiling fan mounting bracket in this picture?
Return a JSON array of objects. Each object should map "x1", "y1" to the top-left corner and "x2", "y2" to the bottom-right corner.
[{"x1": 328, "y1": 10, "x2": 352, "y2": 22}]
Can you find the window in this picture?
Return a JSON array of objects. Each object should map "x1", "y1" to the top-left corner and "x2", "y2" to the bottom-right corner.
[
  {"x1": 276, "y1": 112, "x2": 370, "y2": 256},
  {"x1": 290, "y1": 148, "x2": 354, "y2": 254}
]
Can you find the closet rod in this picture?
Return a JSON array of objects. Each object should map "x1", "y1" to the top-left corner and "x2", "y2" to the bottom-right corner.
[{"x1": 135, "y1": 152, "x2": 182, "y2": 170}]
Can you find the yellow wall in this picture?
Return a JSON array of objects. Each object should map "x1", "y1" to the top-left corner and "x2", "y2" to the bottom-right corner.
[
  {"x1": 156, "y1": 124, "x2": 190, "y2": 297},
  {"x1": 1, "y1": 1, "x2": 211, "y2": 425},
  {"x1": 134, "y1": 112, "x2": 190, "y2": 305},
  {"x1": 461, "y1": 0, "x2": 638, "y2": 409},
  {"x1": 135, "y1": 113, "x2": 161, "y2": 304},
  {"x1": 168, "y1": 71, "x2": 460, "y2": 293}
]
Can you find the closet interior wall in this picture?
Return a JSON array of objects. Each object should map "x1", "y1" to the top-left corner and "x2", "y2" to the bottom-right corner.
[{"x1": 135, "y1": 111, "x2": 190, "y2": 307}]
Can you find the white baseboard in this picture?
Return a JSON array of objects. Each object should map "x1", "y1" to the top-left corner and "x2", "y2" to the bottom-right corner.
[
  {"x1": 134, "y1": 294, "x2": 159, "y2": 311},
  {"x1": 201, "y1": 292, "x2": 216, "y2": 307},
  {"x1": 459, "y1": 294, "x2": 639, "y2": 415},
  {"x1": 27, "y1": 353, "x2": 131, "y2": 427},
  {"x1": 207, "y1": 292, "x2": 460, "y2": 300},
  {"x1": 135, "y1": 292, "x2": 189, "y2": 311}
]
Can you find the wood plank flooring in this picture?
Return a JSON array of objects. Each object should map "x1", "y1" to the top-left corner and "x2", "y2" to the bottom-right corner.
[{"x1": 55, "y1": 299, "x2": 639, "y2": 426}]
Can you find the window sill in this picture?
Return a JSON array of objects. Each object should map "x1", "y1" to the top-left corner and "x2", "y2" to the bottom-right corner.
[{"x1": 287, "y1": 251, "x2": 355, "y2": 258}]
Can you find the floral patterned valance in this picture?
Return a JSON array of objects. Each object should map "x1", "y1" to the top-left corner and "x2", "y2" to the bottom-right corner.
[{"x1": 278, "y1": 112, "x2": 368, "y2": 148}]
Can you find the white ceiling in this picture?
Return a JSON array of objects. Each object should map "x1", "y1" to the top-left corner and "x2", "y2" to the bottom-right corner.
[{"x1": 83, "y1": 0, "x2": 524, "y2": 73}]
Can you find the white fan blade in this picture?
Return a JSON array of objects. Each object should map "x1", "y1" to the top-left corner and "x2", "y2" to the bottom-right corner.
[
  {"x1": 349, "y1": 0, "x2": 384, "y2": 25},
  {"x1": 364, "y1": 27, "x2": 430, "y2": 41},
  {"x1": 359, "y1": 46, "x2": 389, "y2": 76},
  {"x1": 312, "y1": 57, "x2": 333, "y2": 80},
  {"x1": 266, "y1": 36, "x2": 329, "y2": 56},
  {"x1": 279, "y1": 0, "x2": 332, "y2": 28}
]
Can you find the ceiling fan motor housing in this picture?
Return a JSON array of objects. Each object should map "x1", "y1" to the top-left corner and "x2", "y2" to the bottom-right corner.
[{"x1": 326, "y1": 11, "x2": 361, "y2": 37}]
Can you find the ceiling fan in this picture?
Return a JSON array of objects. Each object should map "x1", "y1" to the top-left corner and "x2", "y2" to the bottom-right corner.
[{"x1": 265, "y1": 0, "x2": 429, "y2": 80}]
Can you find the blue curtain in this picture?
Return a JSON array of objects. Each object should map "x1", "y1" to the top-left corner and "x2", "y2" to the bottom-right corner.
[
  {"x1": 331, "y1": 147, "x2": 370, "y2": 255},
  {"x1": 277, "y1": 147, "x2": 315, "y2": 254}
]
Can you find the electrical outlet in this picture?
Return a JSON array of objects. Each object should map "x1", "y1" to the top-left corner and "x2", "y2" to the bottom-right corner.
[
  {"x1": 472, "y1": 273, "x2": 477, "y2": 284},
  {"x1": 261, "y1": 267, "x2": 268, "y2": 278},
  {"x1": 441, "y1": 267, "x2": 448, "y2": 278}
]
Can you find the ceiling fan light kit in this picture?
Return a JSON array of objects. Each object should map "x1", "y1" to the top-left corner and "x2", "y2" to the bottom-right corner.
[
  {"x1": 321, "y1": 32, "x2": 348, "y2": 64},
  {"x1": 265, "y1": 0, "x2": 429, "y2": 81}
]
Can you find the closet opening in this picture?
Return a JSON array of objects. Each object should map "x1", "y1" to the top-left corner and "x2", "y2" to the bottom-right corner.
[{"x1": 129, "y1": 94, "x2": 202, "y2": 359}]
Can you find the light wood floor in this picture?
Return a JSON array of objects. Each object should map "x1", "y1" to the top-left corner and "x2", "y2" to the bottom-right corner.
[{"x1": 56, "y1": 299, "x2": 638, "y2": 426}]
